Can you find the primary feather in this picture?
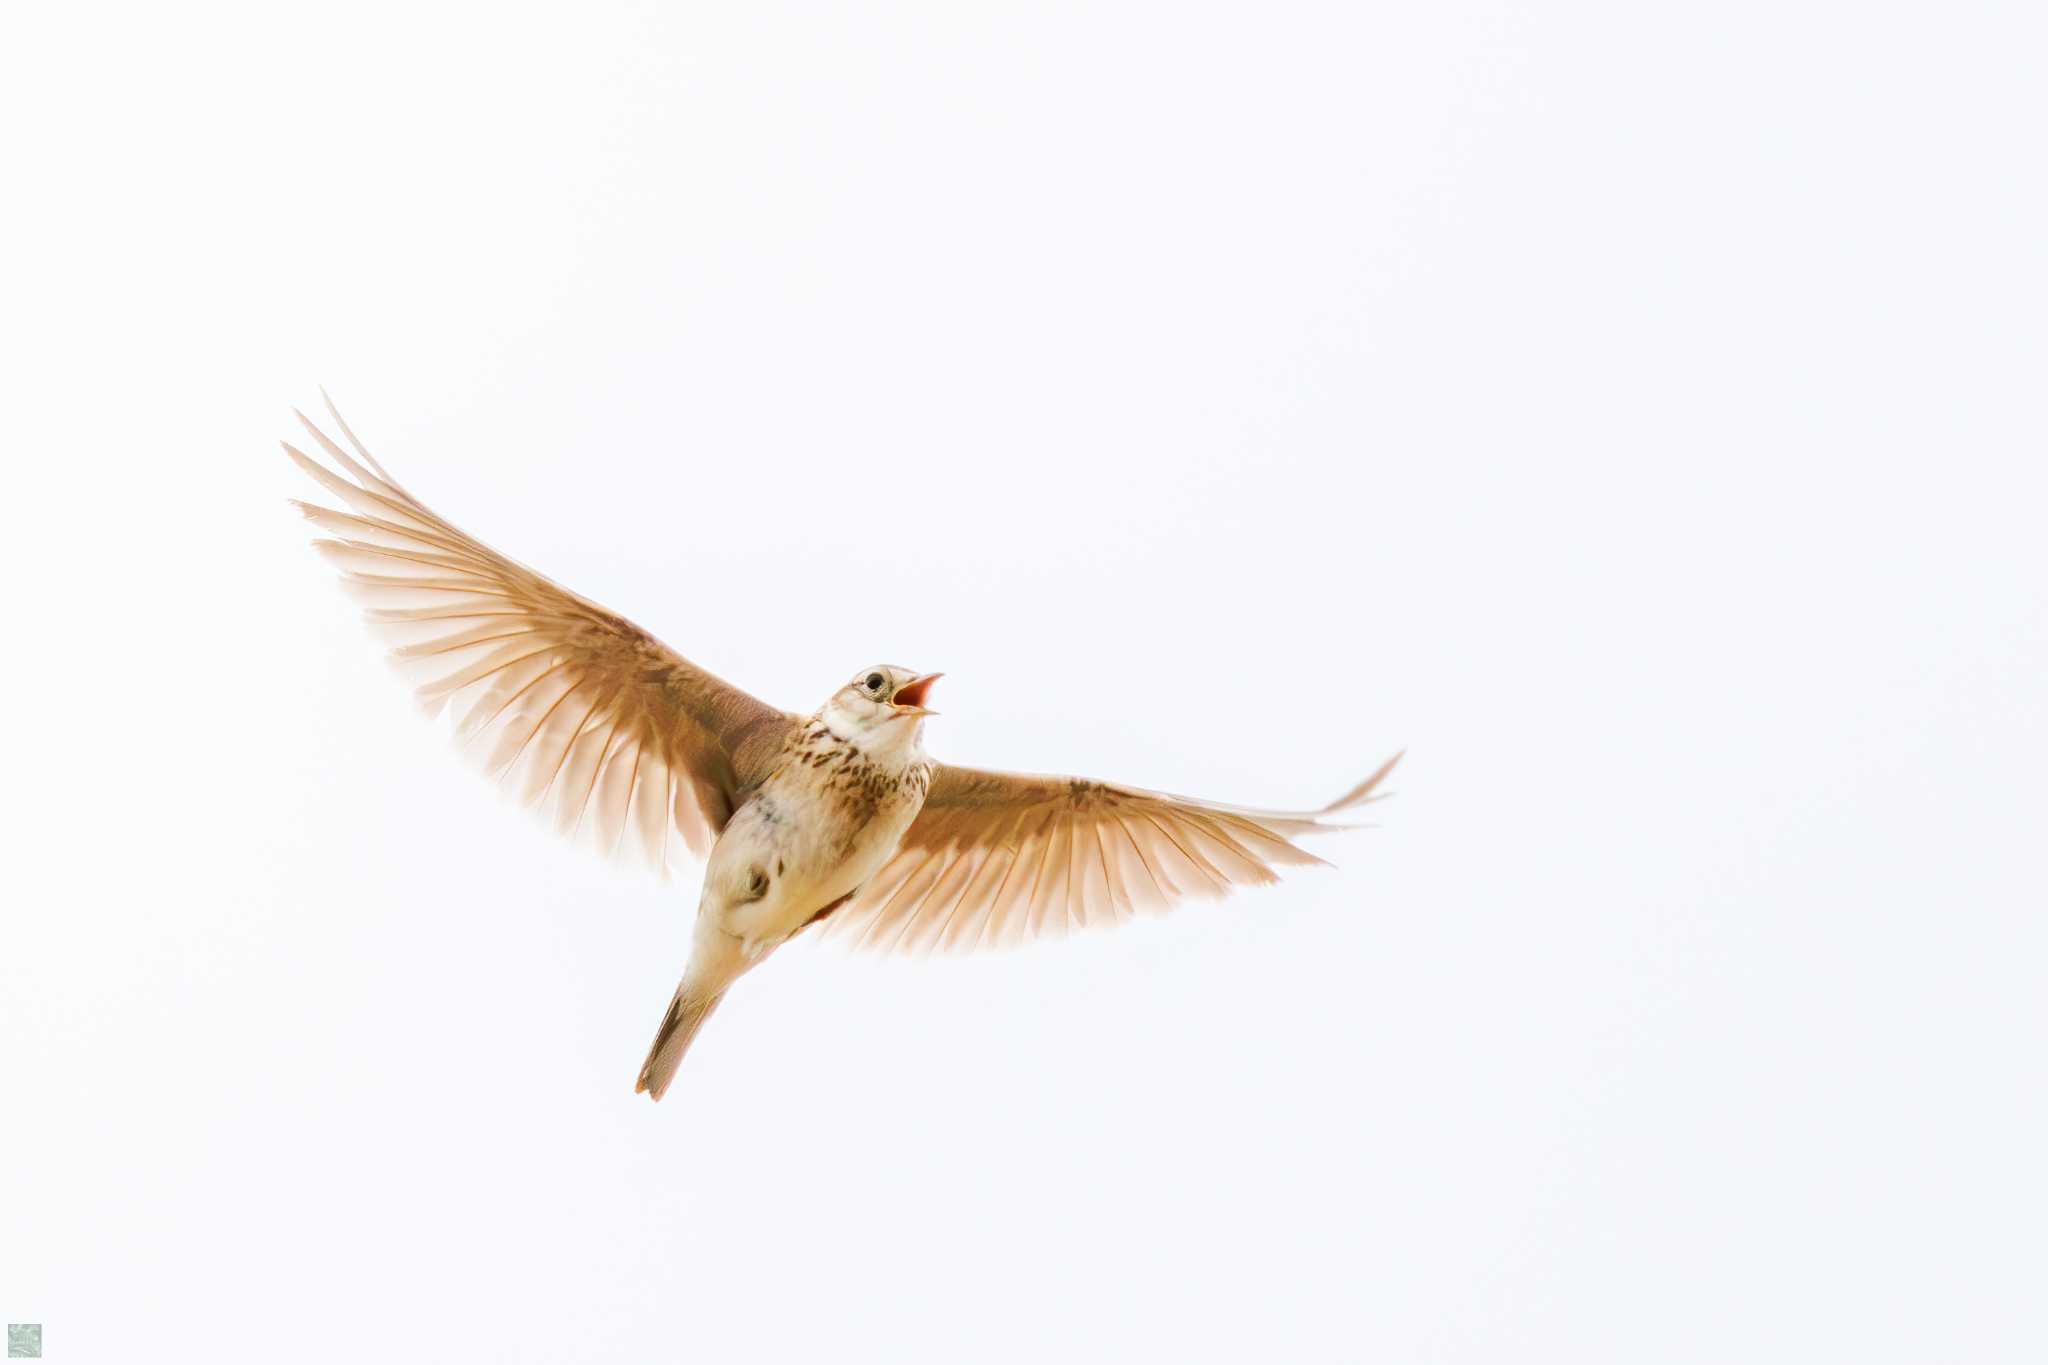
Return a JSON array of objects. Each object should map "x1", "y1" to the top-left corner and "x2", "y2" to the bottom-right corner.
[
  {"x1": 284, "y1": 398, "x2": 796, "y2": 877},
  {"x1": 819, "y1": 751, "x2": 1402, "y2": 957}
]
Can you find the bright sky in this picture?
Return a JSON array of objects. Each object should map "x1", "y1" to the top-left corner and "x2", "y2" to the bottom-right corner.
[{"x1": 4, "y1": 2, "x2": 2043, "y2": 1361}]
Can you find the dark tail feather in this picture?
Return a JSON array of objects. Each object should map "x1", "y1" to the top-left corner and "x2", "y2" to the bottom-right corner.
[{"x1": 634, "y1": 986, "x2": 726, "y2": 1101}]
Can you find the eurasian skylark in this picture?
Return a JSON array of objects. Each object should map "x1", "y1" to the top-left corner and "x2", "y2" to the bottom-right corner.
[{"x1": 284, "y1": 399, "x2": 1400, "y2": 1100}]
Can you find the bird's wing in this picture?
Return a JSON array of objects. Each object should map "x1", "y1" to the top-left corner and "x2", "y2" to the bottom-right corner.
[
  {"x1": 818, "y1": 752, "x2": 1401, "y2": 955},
  {"x1": 283, "y1": 398, "x2": 799, "y2": 876}
]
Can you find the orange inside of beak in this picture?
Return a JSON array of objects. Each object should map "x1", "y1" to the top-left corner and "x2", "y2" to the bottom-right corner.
[{"x1": 891, "y1": 675, "x2": 939, "y2": 710}]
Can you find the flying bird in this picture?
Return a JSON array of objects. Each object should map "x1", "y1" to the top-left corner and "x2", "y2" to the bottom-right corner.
[{"x1": 282, "y1": 399, "x2": 1400, "y2": 1100}]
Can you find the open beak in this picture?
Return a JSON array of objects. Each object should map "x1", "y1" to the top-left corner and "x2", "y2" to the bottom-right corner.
[{"x1": 890, "y1": 672, "x2": 942, "y2": 716}]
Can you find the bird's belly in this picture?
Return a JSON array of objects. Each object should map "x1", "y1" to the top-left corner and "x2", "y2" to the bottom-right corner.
[{"x1": 715, "y1": 783, "x2": 921, "y2": 945}]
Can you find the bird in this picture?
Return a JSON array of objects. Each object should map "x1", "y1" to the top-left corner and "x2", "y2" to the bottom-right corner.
[{"x1": 281, "y1": 397, "x2": 1401, "y2": 1100}]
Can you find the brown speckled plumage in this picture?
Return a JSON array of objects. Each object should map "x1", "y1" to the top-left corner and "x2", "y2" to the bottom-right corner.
[{"x1": 282, "y1": 396, "x2": 1399, "y2": 1101}]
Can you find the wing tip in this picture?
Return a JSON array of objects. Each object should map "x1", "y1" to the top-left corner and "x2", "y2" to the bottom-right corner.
[{"x1": 1324, "y1": 749, "x2": 1404, "y2": 813}]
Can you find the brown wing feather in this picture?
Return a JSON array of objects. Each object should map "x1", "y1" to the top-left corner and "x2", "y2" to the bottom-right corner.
[
  {"x1": 284, "y1": 397, "x2": 797, "y2": 876},
  {"x1": 820, "y1": 752, "x2": 1401, "y2": 956}
]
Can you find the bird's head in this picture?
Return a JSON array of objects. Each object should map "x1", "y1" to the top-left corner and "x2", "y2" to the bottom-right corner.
[{"x1": 820, "y1": 665, "x2": 942, "y2": 753}]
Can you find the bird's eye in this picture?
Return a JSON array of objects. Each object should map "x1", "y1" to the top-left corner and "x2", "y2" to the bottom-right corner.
[{"x1": 865, "y1": 673, "x2": 884, "y2": 691}]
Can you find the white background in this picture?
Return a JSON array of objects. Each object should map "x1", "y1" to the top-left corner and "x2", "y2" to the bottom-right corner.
[{"x1": 4, "y1": 2, "x2": 2043, "y2": 1360}]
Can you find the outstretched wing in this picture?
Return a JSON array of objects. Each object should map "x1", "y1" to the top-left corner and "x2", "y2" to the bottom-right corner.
[
  {"x1": 818, "y1": 753, "x2": 1401, "y2": 955},
  {"x1": 283, "y1": 397, "x2": 798, "y2": 875}
]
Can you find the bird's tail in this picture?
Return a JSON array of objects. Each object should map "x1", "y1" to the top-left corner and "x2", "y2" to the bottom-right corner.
[{"x1": 634, "y1": 982, "x2": 727, "y2": 1101}]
